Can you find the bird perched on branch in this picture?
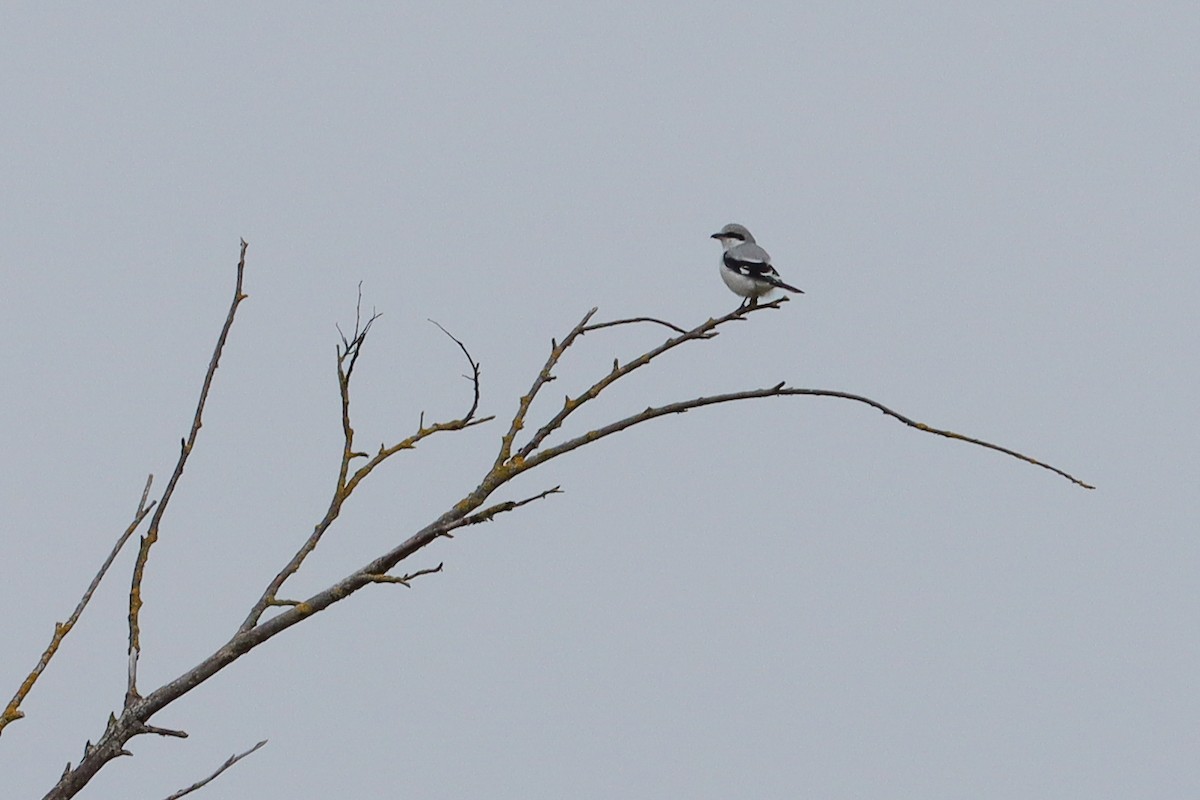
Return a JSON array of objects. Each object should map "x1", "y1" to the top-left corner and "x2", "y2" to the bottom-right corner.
[{"x1": 711, "y1": 223, "x2": 803, "y2": 308}]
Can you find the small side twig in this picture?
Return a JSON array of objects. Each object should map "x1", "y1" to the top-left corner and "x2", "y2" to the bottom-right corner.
[
  {"x1": 0, "y1": 475, "x2": 155, "y2": 735},
  {"x1": 141, "y1": 724, "x2": 188, "y2": 739},
  {"x1": 439, "y1": 486, "x2": 563, "y2": 536},
  {"x1": 364, "y1": 562, "x2": 445, "y2": 587},
  {"x1": 161, "y1": 740, "x2": 268, "y2": 800}
]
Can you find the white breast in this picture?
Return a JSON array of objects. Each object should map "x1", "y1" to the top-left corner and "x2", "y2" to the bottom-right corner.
[{"x1": 720, "y1": 260, "x2": 773, "y2": 298}]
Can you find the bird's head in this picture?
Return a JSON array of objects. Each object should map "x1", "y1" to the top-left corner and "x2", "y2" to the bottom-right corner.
[{"x1": 710, "y1": 223, "x2": 755, "y2": 248}]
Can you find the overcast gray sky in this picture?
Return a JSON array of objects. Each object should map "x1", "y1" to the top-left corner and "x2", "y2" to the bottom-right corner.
[{"x1": 2, "y1": 3, "x2": 1196, "y2": 798}]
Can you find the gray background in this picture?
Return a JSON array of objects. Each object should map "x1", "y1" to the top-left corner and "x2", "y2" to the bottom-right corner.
[{"x1": 1, "y1": 3, "x2": 1195, "y2": 798}]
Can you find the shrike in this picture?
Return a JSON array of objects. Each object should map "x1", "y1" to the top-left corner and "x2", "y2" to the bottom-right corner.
[{"x1": 711, "y1": 223, "x2": 803, "y2": 307}]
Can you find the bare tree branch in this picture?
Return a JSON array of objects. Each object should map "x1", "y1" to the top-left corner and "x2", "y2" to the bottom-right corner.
[
  {"x1": 161, "y1": 740, "x2": 267, "y2": 800},
  {"x1": 125, "y1": 240, "x2": 250, "y2": 705},
  {"x1": 40, "y1": 265, "x2": 1090, "y2": 800},
  {"x1": 0, "y1": 475, "x2": 155, "y2": 735}
]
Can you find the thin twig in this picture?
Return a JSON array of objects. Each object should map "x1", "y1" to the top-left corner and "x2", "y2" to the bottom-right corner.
[
  {"x1": 126, "y1": 240, "x2": 250, "y2": 704},
  {"x1": 437, "y1": 486, "x2": 563, "y2": 536},
  {"x1": 0, "y1": 475, "x2": 155, "y2": 735},
  {"x1": 161, "y1": 740, "x2": 268, "y2": 800},
  {"x1": 581, "y1": 316, "x2": 691, "y2": 335},
  {"x1": 336, "y1": 282, "x2": 379, "y2": 385},
  {"x1": 428, "y1": 319, "x2": 483, "y2": 419}
]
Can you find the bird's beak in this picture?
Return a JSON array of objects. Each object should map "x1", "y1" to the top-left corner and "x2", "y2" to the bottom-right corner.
[{"x1": 710, "y1": 232, "x2": 723, "y2": 240}]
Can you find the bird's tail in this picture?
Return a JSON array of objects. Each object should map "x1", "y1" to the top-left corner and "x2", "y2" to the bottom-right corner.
[{"x1": 768, "y1": 277, "x2": 804, "y2": 294}]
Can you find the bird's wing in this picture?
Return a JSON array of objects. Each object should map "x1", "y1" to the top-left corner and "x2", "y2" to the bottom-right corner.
[
  {"x1": 723, "y1": 242, "x2": 775, "y2": 278},
  {"x1": 725, "y1": 243, "x2": 804, "y2": 293}
]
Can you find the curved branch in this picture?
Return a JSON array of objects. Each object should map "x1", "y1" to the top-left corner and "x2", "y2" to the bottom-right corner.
[
  {"x1": 522, "y1": 384, "x2": 1094, "y2": 489},
  {"x1": 581, "y1": 316, "x2": 690, "y2": 335}
]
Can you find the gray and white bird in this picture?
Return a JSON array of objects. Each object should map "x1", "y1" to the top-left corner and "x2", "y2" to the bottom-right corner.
[{"x1": 711, "y1": 223, "x2": 803, "y2": 307}]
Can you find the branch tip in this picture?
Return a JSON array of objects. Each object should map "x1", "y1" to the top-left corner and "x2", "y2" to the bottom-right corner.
[{"x1": 162, "y1": 739, "x2": 268, "y2": 800}]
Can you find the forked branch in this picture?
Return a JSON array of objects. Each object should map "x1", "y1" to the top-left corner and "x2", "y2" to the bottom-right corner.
[
  {"x1": 0, "y1": 475, "x2": 155, "y2": 735},
  {"x1": 512, "y1": 298, "x2": 785, "y2": 463},
  {"x1": 238, "y1": 307, "x2": 491, "y2": 633}
]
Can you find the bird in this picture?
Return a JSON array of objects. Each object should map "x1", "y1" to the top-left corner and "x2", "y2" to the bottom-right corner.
[{"x1": 710, "y1": 223, "x2": 803, "y2": 308}]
